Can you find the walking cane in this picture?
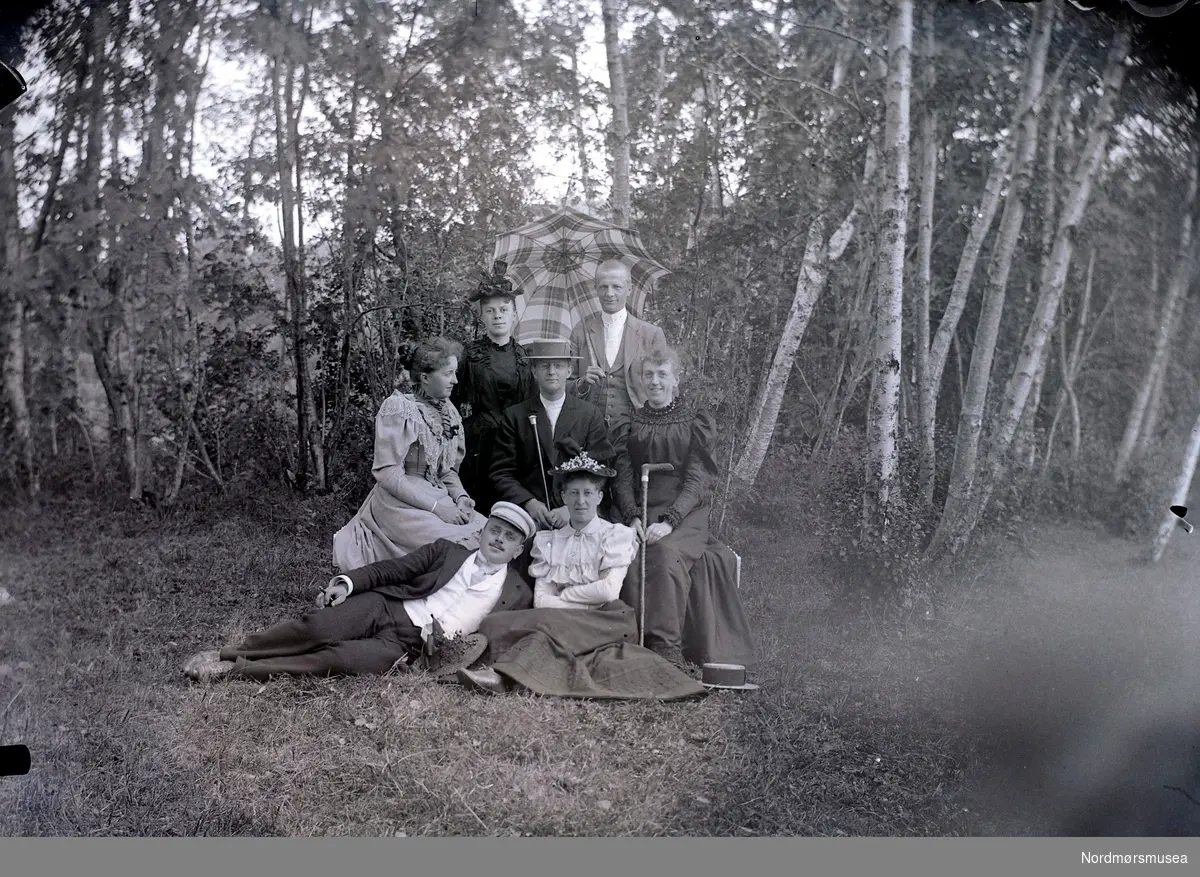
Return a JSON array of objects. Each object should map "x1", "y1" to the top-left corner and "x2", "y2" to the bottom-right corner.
[
  {"x1": 528, "y1": 415, "x2": 552, "y2": 515},
  {"x1": 639, "y1": 462, "x2": 674, "y2": 648}
]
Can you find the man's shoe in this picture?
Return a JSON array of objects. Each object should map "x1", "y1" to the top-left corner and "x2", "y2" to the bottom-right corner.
[
  {"x1": 184, "y1": 650, "x2": 235, "y2": 682},
  {"x1": 456, "y1": 665, "x2": 507, "y2": 695}
]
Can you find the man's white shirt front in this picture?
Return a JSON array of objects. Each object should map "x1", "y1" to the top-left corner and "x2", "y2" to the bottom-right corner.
[
  {"x1": 403, "y1": 550, "x2": 506, "y2": 639},
  {"x1": 601, "y1": 308, "x2": 628, "y2": 369},
  {"x1": 540, "y1": 393, "x2": 566, "y2": 435},
  {"x1": 330, "y1": 551, "x2": 506, "y2": 641}
]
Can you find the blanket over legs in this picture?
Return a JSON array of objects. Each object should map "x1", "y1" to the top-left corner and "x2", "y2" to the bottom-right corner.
[{"x1": 478, "y1": 600, "x2": 707, "y2": 701}]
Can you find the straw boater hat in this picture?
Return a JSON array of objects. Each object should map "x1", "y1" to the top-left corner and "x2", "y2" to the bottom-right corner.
[
  {"x1": 487, "y1": 501, "x2": 537, "y2": 541},
  {"x1": 467, "y1": 260, "x2": 518, "y2": 304},
  {"x1": 525, "y1": 339, "x2": 580, "y2": 360},
  {"x1": 700, "y1": 663, "x2": 759, "y2": 691},
  {"x1": 548, "y1": 450, "x2": 616, "y2": 481}
]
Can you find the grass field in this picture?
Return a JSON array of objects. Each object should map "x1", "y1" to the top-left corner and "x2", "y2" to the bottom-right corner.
[{"x1": 1, "y1": 490, "x2": 1197, "y2": 836}]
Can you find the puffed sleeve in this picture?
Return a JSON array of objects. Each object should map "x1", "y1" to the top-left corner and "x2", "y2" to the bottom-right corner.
[
  {"x1": 553, "y1": 524, "x2": 638, "y2": 606},
  {"x1": 598, "y1": 522, "x2": 639, "y2": 572},
  {"x1": 528, "y1": 531, "x2": 554, "y2": 581},
  {"x1": 663, "y1": 410, "x2": 719, "y2": 528},
  {"x1": 371, "y1": 395, "x2": 443, "y2": 510}
]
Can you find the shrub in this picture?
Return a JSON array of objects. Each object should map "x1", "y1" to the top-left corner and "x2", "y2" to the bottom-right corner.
[{"x1": 800, "y1": 429, "x2": 936, "y2": 624}]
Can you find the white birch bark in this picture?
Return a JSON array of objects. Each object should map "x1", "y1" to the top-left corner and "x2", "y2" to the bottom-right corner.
[
  {"x1": 732, "y1": 39, "x2": 875, "y2": 487},
  {"x1": 943, "y1": 27, "x2": 1133, "y2": 554},
  {"x1": 1114, "y1": 155, "x2": 1198, "y2": 482},
  {"x1": 601, "y1": 0, "x2": 631, "y2": 227},
  {"x1": 918, "y1": 10, "x2": 1073, "y2": 496},
  {"x1": 0, "y1": 101, "x2": 35, "y2": 495},
  {"x1": 1149, "y1": 402, "x2": 1200, "y2": 563},
  {"x1": 927, "y1": 0, "x2": 1056, "y2": 556},
  {"x1": 1140, "y1": 345, "x2": 1170, "y2": 451},
  {"x1": 987, "y1": 27, "x2": 1132, "y2": 463},
  {"x1": 864, "y1": 0, "x2": 913, "y2": 532},
  {"x1": 1042, "y1": 248, "x2": 1096, "y2": 470},
  {"x1": 916, "y1": 3, "x2": 938, "y2": 505}
]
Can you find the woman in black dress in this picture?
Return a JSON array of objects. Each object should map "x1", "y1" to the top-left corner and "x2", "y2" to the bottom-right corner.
[
  {"x1": 452, "y1": 261, "x2": 536, "y2": 516},
  {"x1": 613, "y1": 344, "x2": 754, "y2": 670}
]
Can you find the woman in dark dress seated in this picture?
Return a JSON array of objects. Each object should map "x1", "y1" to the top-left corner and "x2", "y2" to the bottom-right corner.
[
  {"x1": 612, "y1": 344, "x2": 755, "y2": 671},
  {"x1": 451, "y1": 260, "x2": 536, "y2": 517}
]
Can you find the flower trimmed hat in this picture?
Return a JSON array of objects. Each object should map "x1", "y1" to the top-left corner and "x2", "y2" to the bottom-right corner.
[
  {"x1": 548, "y1": 450, "x2": 616, "y2": 480},
  {"x1": 468, "y1": 259, "x2": 518, "y2": 304}
]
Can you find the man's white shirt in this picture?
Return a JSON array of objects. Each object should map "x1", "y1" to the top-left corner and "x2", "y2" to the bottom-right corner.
[
  {"x1": 540, "y1": 393, "x2": 565, "y2": 434},
  {"x1": 329, "y1": 550, "x2": 506, "y2": 641},
  {"x1": 600, "y1": 308, "x2": 628, "y2": 369}
]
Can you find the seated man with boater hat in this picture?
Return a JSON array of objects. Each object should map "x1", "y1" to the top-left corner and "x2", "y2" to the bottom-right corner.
[
  {"x1": 489, "y1": 339, "x2": 617, "y2": 532},
  {"x1": 182, "y1": 502, "x2": 538, "y2": 683}
]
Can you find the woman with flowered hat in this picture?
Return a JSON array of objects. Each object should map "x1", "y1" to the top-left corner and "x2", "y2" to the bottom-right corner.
[
  {"x1": 453, "y1": 448, "x2": 705, "y2": 700},
  {"x1": 451, "y1": 260, "x2": 536, "y2": 516}
]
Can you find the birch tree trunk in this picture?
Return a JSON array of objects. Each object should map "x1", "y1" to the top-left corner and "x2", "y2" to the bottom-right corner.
[
  {"x1": 916, "y1": 3, "x2": 938, "y2": 506},
  {"x1": 601, "y1": 0, "x2": 631, "y2": 227},
  {"x1": 0, "y1": 92, "x2": 36, "y2": 495},
  {"x1": 270, "y1": 0, "x2": 313, "y2": 490},
  {"x1": 917, "y1": 9, "x2": 1072, "y2": 506},
  {"x1": 863, "y1": 0, "x2": 913, "y2": 534},
  {"x1": 1114, "y1": 154, "x2": 1198, "y2": 482},
  {"x1": 926, "y1": 0, "x2": 1056, "y2": 557},
  {"x1": 941, "y1": 26, "x2": 1132, "y2": 556},
  {"x1": 289, "y1": 6, "x2": 326, "y2": 493},
  {"x1": 1042, "y1": 248, "x2": 1095, "y2": 471},
  {"x1": 1015, "y1": 346, "x2": 1047, "y2": 468},
  {"x1": 732, "y1": 37, "x2": 877, "y2": 487},
  {"x1": 1141, "y1": 346, "x2": 1170, "y2": 451},
  {"x1": 1014, "y1": 87, "x2": 1067, "y2": 470},
  {"x1": 569, "y1": 4, "x2": 595, "y2": 203},
  {"x1": 1149, "y1": 402, "x2": 1200, "y2": 563}
]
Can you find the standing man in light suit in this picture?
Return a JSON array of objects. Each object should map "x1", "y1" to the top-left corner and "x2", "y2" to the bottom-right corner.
[{"x1": 568, "y1": 259, "x2": 669, "y2": 433}]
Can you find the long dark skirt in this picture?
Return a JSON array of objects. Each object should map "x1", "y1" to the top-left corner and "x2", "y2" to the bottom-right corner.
[
  {"x1": 477, "y1": 600, "x2": 705, "y2": 700},
  {"x1": 620, "y1": 505, "x2": 710, "y2": 655},
  {"x1": 621, "y1": 505, "x2": 756, "y2": 667},
  {"x1": 459, "y1": 417, "x2": 501, "y2": 516}
]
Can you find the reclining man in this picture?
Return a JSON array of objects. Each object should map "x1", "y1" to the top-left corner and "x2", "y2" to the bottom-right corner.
[{"x1": 183, "y1": 502, "x2": 538, "y2": 683}]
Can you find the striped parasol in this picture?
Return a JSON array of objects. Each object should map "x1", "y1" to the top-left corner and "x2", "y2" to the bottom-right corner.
[{"x1": 492, "y1": 206, "x2": 671, "y2": 345}]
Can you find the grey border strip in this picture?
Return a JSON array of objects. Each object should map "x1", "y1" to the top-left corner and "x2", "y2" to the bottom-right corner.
[{"x1": 1, "y1": 838, "x2": 1197, "y2": 877}]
